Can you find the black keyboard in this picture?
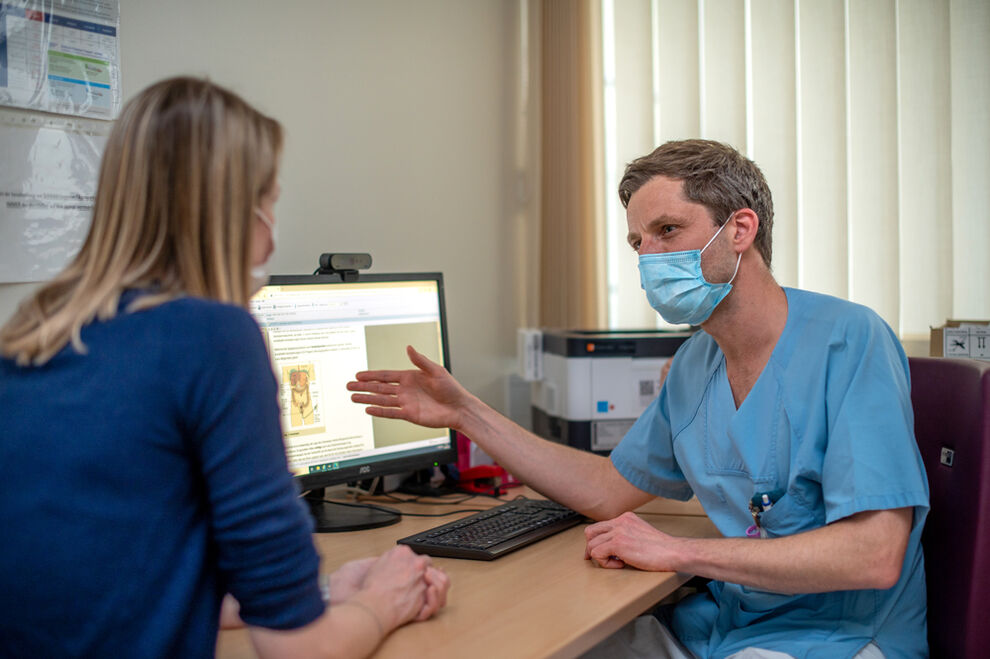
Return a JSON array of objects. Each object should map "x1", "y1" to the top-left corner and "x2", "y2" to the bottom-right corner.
[{"x1": 397, "y1": 498, "x2": 586, "y2": 561}]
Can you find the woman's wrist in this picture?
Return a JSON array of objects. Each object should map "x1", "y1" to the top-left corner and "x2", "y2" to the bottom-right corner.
[
  {"x1": 338, "y1": 596, "x2": 386, "y2": 639},
  {"x1": 219, "y1": 594, "x2": 244, "y2": 629}
]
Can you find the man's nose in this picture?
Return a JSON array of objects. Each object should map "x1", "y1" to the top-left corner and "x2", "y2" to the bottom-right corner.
[{"x1": 638, "y1": 236, "x2": 663, "y2": 256}]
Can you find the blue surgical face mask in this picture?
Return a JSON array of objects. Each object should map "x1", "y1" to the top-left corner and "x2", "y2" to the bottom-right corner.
[{"x1": 637, "y1": 217, "x2": 741, "y2": 326}]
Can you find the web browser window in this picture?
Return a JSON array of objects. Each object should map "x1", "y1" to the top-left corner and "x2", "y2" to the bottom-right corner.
[{"x1": 250, "y1": 279, "x2": 448, "y2": 477}]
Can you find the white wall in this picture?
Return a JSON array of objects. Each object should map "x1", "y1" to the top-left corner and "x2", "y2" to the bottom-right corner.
[{"x1": 0, "y1": 0, "x2": 526, "y2": 410}]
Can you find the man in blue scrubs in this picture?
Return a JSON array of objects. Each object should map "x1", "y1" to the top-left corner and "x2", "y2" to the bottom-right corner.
[{"x1": 348, "y1": 139, "x2": 929, "y2": 658}]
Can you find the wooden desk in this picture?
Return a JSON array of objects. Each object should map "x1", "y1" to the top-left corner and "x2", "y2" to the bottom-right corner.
[{"x1": 216, "y1": 489, "x2": 717, "y2": 659}]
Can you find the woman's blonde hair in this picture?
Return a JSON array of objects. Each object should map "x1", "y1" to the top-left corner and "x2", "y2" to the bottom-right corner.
[{"x1": 0, "y1": 77, "x2": 282, "y2": 366}]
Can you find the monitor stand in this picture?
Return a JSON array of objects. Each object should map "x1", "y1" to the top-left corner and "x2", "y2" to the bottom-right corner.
[{"x1": 304, "y1": 489, "x2": 401, "y2": 533}]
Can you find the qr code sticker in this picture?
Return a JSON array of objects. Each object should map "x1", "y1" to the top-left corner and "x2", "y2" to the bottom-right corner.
[{"x1": 639, "y1": 380, "x2": 654, "y2": 396}]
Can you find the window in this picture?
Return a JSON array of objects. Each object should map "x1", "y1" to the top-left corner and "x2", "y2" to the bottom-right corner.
[{"x1": 600, "y1": 0, "x2": 990, "y2": 346}]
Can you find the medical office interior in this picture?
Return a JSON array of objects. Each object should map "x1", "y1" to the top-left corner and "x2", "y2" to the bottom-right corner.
[
  {"x1": 2, "y1": 0, "x2": 989, "y2": 657},
  {"x1": 2, "y1": 0, "x2": 989, "y2": 414},
  {"x1": 1, "y1": 1, "x2": 989, "y2": 410}
]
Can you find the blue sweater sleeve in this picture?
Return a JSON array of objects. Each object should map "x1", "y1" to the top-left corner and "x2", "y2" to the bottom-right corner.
[{"x1": 170, "y1": 301, "x2": 324, "y2": 630}]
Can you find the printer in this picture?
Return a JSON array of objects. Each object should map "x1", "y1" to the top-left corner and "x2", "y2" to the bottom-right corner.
[{"x1": 524, "y1": 329, "x2": 693, "y2": 455}]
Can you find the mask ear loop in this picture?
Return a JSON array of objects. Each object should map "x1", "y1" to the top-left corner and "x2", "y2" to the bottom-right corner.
[
  {"x1": 255, "y1": 208, "x2": 275, "y2": 232},
  {"x1": 701, "y1": 213, "x2": 742, "y2": 285},
  {"x1": 254, "y1": 207, "x2": 278, "y2": 250},
  {"x1": 701, "y1": 212, "x2": 734, "y2": 253},
  {"x1": 726, "y1": 251, "x2": 741, "y2": 284}
]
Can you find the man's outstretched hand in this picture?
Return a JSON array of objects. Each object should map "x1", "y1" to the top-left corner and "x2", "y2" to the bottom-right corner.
[{"x1": 347, "y1": 345, "x2": 473, "y2": 431}]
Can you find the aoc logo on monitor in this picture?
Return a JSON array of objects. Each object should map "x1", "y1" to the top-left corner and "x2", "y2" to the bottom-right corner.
[{"x1": 359, "y1": 465, "x2": 372, "y2": 475}]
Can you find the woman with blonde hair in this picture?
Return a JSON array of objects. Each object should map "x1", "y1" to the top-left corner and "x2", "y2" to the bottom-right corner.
[{"x1": 0, "y1": 77, "x2": 448, "y2": 658}]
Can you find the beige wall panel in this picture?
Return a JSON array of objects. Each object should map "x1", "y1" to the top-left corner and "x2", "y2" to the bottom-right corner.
[
  {"x1": 847, "y1": 0, "x2": 899, "y2": 325},
  {"x1": 701, "y1": 0, "x2": 747, "y2": 147},
  {"x1": 797, "y1": 0, "x2": 848, "y2": 297},
  {"x1": 750, "y1": 0, "x2": 798, "y2": 286},
  {"x1": 898, "y1": 0, "x2": 952, "y2": 338},
  {"x1": 950, "y1": 0, "x2": 990, "y2": 319}
]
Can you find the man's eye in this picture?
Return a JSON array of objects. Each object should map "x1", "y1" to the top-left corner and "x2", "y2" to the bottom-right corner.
[{"x1": 661, "y1": 225, "x2": 675, "y2": 234}]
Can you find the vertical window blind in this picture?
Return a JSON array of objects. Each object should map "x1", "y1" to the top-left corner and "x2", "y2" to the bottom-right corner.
[{"x1": 600, "y1": 0, "x2": 990, "y2": 346}]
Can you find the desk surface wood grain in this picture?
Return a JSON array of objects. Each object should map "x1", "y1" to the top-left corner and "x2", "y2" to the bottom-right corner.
[{"x1": 216, "y1": 488, "x2": 717, "y2": 659}]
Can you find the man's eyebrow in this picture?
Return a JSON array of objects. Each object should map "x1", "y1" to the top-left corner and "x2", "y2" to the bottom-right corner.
[
  {"x1": 626, "y1": 214, "x2": 685, "y2": 245},
  {"x1": 646, "y1": 214, "x2": 685, "y2": 227}
]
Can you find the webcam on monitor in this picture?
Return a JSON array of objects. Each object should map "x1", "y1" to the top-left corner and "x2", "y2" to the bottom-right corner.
[{"x1": 315, "y1": 252, "x2": 372, "y2": 281}]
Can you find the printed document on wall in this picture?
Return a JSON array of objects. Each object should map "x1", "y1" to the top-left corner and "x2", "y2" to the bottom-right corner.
[
  {"x1": 0, "y1": 0, "x2": 121, "y2": 119},
  {"x1": 0, "y1": 109, "x2": 109, "y2": 282}
]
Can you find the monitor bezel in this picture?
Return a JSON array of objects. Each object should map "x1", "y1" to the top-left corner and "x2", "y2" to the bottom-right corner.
[{"x1": 260, "y1": 271, "x2": 458, "y2": 493}]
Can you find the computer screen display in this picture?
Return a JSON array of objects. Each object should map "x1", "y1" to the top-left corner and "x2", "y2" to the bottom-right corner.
[{"x1": 249, "y1": 273, "x2": 456, "y2": 503}]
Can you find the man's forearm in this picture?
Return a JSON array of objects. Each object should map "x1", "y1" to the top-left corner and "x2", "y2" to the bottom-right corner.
[
  {"x1": 457, "y1": 395, "x2": 653, "y2": 519},
  {"x1": 671, "y1": 508, "x2": 912, "y2": 593}
]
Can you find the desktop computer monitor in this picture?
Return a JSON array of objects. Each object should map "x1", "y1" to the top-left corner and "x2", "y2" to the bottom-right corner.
[{"x1": 249, "y1": 272, "x2": 457, "y2": 531}]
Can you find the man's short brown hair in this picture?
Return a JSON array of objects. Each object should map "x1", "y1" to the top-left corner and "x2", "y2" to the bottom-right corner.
[{"x1": 618, "y1": 139, "x2": 774, "y2": 266}]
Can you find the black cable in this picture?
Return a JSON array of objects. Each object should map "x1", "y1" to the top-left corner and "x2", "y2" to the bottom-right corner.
[
  {"x1": 454, "y1": 487, "x2": 518, "y2": 499},
  {"x1": 314, "y1": 498, "x2": 401, "y2": 515},
  {"x1": 315, "y1": 497, "x2": 488, "y2": 519},
  {"x1": 378, "y1": 492, "x2": 479, "y2": 506},
  {"x1": 396, "y1": 509, "x2": 489, "y2": 518}
]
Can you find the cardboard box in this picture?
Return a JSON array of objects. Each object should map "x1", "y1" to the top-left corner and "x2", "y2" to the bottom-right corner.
[{"x1": 930, "y1": 320, "x2": 990, "y2": 360}]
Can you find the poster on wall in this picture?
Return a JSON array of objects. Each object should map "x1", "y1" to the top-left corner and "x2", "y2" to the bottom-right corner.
[
  {"x1": 0, "y1": 109, "x2": 110, "y2": 282},
  {"x1": 0, "y1": 0, "x2": 121, "y2": 119},
  {"x1": 0, "y1": 0, "x2": 119, "y2": 282}
]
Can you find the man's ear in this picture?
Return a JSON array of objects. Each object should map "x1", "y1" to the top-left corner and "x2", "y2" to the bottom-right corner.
[{"x1": 730, "y1": 209, "x2": 759, "y2": 254}]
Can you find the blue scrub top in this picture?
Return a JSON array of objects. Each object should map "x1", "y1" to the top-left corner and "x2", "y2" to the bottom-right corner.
[{"x1": 611, "y1": 288, "x2": 929, "y2": 659}]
